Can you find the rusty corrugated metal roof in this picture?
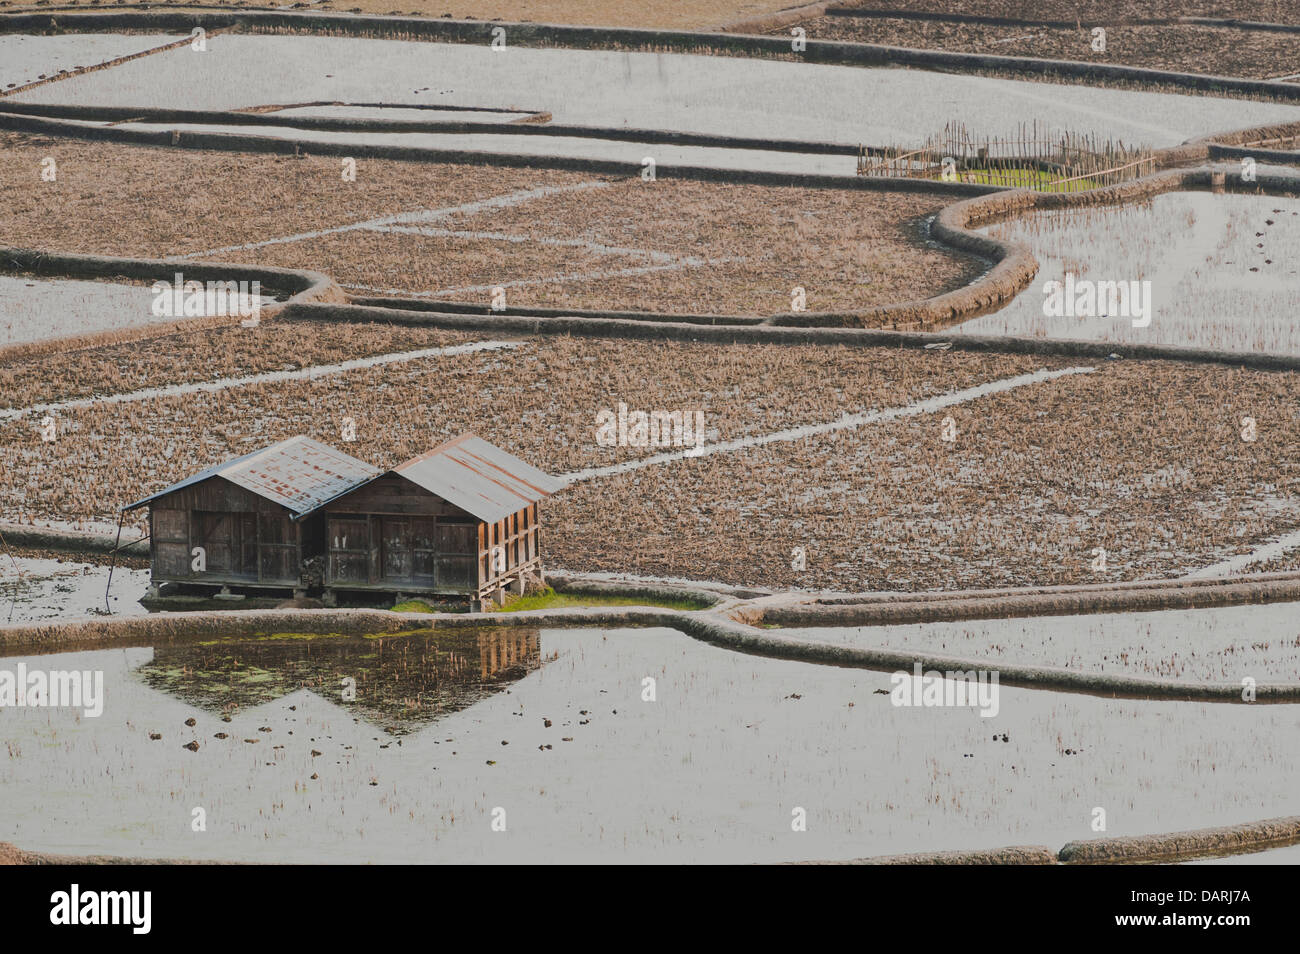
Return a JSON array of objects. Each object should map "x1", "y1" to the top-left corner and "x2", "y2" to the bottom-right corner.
[
  {"x1": 390, "y1": 433, "x2": 565, "y2": 523},
  {"x1": 124, "y1": 436, "x2": 380, "y2": 518}
]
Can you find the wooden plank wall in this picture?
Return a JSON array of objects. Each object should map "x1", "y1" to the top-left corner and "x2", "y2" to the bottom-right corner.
[
  {"x1": 148, "y1": 476, "x2": 301, "y2": 585},
  {"x1": 326, "y1": 474, "x2": 460, "y2": 517},
  {"x1": 478, "y1": 502, "x2": 541, "y2": 593}
]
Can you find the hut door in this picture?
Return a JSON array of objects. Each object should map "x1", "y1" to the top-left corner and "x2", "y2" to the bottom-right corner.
[
  {"x1": 235, "y1": 513, "x2": 257, "y2": 577},
  {"x1": 194, "y1": 512, "x2": 231, "y2": 573},
  {"x1": 327, "y1": 517, "x2": 370, "y2": 584},
  {"x1": 258, "y1": 511, "x2": 297, "y2": 583},
  {"x1": 436, "y1": 521, "x2": 477, "y2": 590},
  {"x1": 411, "y1": 518, "x2": 437, "y2": 587},
  {"x1": 380, "y1": 518, "x2": 412, "y2": 583},
  {"x1": 194, "y1": 511, "x2": 257, "y2": 579}
]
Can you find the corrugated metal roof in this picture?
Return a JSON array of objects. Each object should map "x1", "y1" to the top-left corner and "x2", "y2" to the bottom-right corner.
[
  {"x1": 389, "y1": 433, "x2": 565, "y2": 523},
  {"x1": 124, "y1": 436, "x2": 380, "y2": 518}
]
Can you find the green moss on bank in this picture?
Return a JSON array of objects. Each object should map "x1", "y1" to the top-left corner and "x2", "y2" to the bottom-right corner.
[{"x1": 498, "y1": 587, "x2": 709, "y2": 613}]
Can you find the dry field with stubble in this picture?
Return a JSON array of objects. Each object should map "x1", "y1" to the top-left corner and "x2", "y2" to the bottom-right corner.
[
  {"x1": 0, "y1": 319, "x2": 478, "y2": 405},
  {"x1": 785, "y1": 17, "x2": 1300, "y2": 80},
  {"x1": 0, "y1": 133, "x2": 981, "y2": 316},
  {"x1": 0, "y1": 0, "x2": 801, "y2": 30},
  {"x1": 803, "y1": 1, "x2": 1300, "y2": 25},
  {"x1": 4, "y1": 0, "x2": 1297, "y2": 29},
  {"x1": 0, "y1": 329, "x2": 1045, "y2": 524},
  {"x1": 553, "y1": 358, "x2": 1300, "y2": 590},
  {"x1": 5, "y1": 320, "x2": 1300, "y2": 592},
  {"x1": 4, "y1": 34, "x2": 1300, "y2": 596}
]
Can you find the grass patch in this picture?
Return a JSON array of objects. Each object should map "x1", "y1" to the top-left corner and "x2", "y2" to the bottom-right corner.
[
  {"x1": 196, "y1": 631, "x2": 350, "y2": 645},
  {"x1": 960, "y1": 168, "x2": 1101, "y2": 191},
  {"x1": 392, "y1": 600, "x2": 438, "y2": 613},
  {"x1": 498, "y1": 587, "x2": 710, "y2": 613},
  {"x1": 392, "y1": 599, "x2": 471, "y2": 614}
]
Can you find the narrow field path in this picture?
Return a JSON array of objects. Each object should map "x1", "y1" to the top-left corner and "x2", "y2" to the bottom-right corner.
[
  {"x1": 0, "y1": 340, "x2": 519, "y2": 421},
  {"x1": 561, "y1": 365, "x2": 1095, "y2": 481}
]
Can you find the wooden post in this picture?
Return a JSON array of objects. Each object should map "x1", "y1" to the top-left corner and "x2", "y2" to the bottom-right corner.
[{"x1": 103, "y1": 509, "x2": 128, "y2": 613}]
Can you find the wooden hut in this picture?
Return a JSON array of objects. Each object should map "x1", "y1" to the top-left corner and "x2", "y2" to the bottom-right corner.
[
  {"x1": 122, "y1": 436, "x2": 379, "y2": 595},
  {"x1": 321, "y1": 434, "x2": 566, "y2": 608}
]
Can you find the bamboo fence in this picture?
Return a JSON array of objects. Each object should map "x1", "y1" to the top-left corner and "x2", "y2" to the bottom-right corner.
[{"x1": 858, "y1": 120, "x2": 1156, "y2": 193}]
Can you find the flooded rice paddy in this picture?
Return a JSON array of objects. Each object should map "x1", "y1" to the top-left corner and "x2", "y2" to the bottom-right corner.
[
  {"x1": 2, "y1": 624, "x2": 1297, "y2": 863},
  {"x1": 136, "y1": 627, "x2": 545, "y2": 736},
  {"x1": 0, "y1": 33, "x2": 182, "y2": 91},
  {"x1": 965, "y1": 191, "x2": 1300, "y2": 355},
  {"x1": 779, "y1": 602, "x2": 1300, "y2": 683},
  {"x1": 6, "y1": 25, "x2": 1300, "y2": 869},
  {"x1": 99, "y1": 122, "x2": 859, "y2": 176},
  {"x1": 13, "y1": 35, "x2": 1300, "y2": 149},
  {"x1": 269, "y1": 105, "x2": 543, "y2": 123},
  {"x1": 0, "y1": 276, "x2": 161, "y2": 349},
  {"x1": 0, "y1": 275, "x2": 280, "y2": 349},
  {"x1": 0, "y1": 556, "x2": 150, "y2": 624},
  {"x1": 1188, "y1": 843, "x2": 1300, "y2": 864}
]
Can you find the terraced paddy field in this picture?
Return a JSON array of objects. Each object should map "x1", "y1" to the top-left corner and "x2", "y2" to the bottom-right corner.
[
  {"x1": 3, "y1": 7, "x2": 1300, "y2": 881},
  {"x1": 10, "y1": 34, "x2": 1300, "y2": 149},
  {"x1": 5, "y1": 0, "x2": 1298, "y2": 29},
  {"x1": 798, "y1": 1, "x2": 1300, "y2": 25},
  {"x1": 778, "y1": 602, "x2": 1300, "y2": 682},
  {"x1": 5, "y1": 325, "x2": 1300, "y2": 592},
  {"x1": 784, "y1": 16, "x2": 1300, "y2": 80},
  {"x1": 3, "y1": 624, "x2": 1298, "y2": 864},
  {"x1": 0, "y1": 556, "x2": 149, "y2": 623},
  {"x1": 0, "y1": 1, "x2": 807, "y2": 31},
  {"x1": 0, "y1": 133, "x2": 980, "y2": 317},
  {"x1": 962, "y1": 190, "x2": 1300, "y2": 354},
  {"x1": 0, "y1": 275, "x2": 162, "y2": 348}
]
